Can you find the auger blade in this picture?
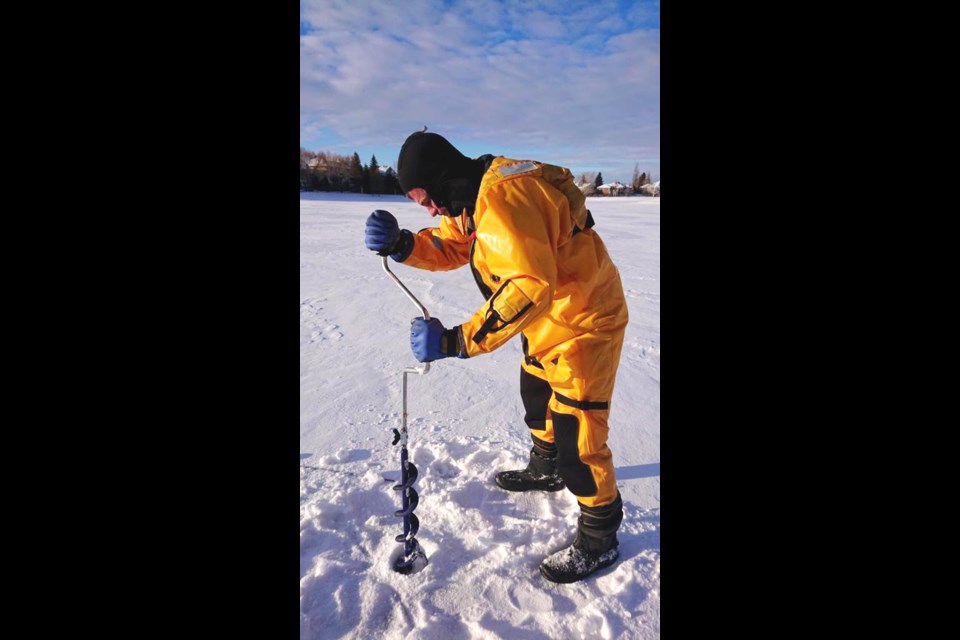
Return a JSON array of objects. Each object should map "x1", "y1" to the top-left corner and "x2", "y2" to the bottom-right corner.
[{"x1": 391, "y1": 537, "x2": 428, "y2": 575}]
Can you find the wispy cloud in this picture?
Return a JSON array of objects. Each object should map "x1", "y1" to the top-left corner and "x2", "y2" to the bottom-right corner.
[{"x1": 300, "y1": 0, "x2": 660, "y2": 182}]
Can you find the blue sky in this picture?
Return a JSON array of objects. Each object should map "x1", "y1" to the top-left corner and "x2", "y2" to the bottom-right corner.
[{"x1": 300, "y1": 0, "x2": 660, "y2": 185}]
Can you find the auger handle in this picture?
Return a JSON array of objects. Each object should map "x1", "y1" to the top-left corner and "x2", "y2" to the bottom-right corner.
[{"x1": 382, "y1": 256, "x2": 431, "y2": 376}]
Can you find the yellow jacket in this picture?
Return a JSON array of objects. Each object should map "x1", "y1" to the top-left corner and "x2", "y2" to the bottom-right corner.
[{"x1": 402, "y1": 157, "x2": 628, "y2": 363}]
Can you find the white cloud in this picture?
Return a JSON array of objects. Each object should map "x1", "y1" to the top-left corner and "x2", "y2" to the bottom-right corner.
[{"x1": 519, "y1": 10, "x2": 567, "y2": 39}]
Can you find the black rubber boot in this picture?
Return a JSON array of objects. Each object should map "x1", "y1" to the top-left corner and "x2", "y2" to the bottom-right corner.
[
  {"x1": 495, "y1": 447, "x2": 565, "y2": 492},
  {"x1": 539, "y1": 493, "x2": 624, "y2": 583}
]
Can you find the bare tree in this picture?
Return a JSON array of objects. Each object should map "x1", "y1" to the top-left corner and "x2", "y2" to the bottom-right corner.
[{"x1": 578, "y1": 172, "x2": 597, "y2": 186}]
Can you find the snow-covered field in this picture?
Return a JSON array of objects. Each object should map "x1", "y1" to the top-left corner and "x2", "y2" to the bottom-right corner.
[{"x1": 300, "y1": 192, "x2": 660, "y2": 639}]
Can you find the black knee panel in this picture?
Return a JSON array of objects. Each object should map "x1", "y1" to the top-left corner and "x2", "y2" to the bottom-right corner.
[
  {"x1": 520, "y1": 367, "x2": 552, "y2": 430},
  {"x1": 552, "y1": 412, "x2": 598, "y2": 497}
]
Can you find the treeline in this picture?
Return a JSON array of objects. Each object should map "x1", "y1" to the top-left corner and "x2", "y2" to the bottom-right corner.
[
  {"x1": 301, "y1": 147, "x2": 656, "y2": 195},
  {"x1": 577, "y1": 165, "x2": 655, "y2": 191},
  {"x1": 300, "y1": 148, "x2": 402, "y2": 194}
]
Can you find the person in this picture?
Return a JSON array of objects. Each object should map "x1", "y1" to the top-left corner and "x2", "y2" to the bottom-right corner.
[{"x1": 364, "y1": 131, "x2": 628, "y2": 583}]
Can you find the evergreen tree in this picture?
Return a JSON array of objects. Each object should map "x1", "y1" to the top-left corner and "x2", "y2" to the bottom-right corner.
[
  {"x1": 369, "y1": 155, "x2": 381, "y2": 194},
  {"x1": 594, "y1": 172, "x2": 604, "y2": 189},
  {"x1": 350, "y1": 152, "x2": 363, "y2": 192},
  {"x1": 361, "y1": 164, "x2": 370, "y2": 194},
  {"x1": 383, "y1": 167, "x2": 401, "y2": 194}
]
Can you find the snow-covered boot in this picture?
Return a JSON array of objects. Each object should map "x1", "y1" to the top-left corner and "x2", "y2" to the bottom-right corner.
[
  {"x1": 539, "y1": 493, "x2": 624, "y2": 583},
  {"x1": 495, "y1": 447, "x2": 565, "y2": 492}
]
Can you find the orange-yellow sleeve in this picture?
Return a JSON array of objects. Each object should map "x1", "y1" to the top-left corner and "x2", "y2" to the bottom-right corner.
[{"x1": 401, "y1": 215, "x2": 471, "y2": 272}]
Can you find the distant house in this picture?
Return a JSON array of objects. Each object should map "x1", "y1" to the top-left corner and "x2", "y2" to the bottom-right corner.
[
  {"x1": 307, "y1": 157, "x2": 329, "y2": 171},
  {"x1": 598, "y1": 182, "x2": 632, "y2": 196},
  {"x1": 638, "y1": 181, "x2": 660, "y2": 197}
]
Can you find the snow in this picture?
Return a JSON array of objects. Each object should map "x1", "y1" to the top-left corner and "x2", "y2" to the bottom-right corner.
[{"x1": 300, "y1": 192, "x2": 660, "y2": 639}]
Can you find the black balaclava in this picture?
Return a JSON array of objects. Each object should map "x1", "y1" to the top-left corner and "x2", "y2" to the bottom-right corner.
[{"x1": 397, "y1": 131, "x2": 490, "y2": 216}]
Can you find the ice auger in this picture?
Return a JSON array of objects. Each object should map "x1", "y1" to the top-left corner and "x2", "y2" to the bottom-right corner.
[{"x1": 381, "y1": 256, "x2": 430, "y2": 575}]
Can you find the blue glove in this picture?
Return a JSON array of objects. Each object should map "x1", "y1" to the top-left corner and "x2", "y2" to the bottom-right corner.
[
  {"x1": 410, "y1": 317, "x2": 463, "y2": 362},
  {"x1": 365, "y1": 210, "x2": 413, "y2": 261}
]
